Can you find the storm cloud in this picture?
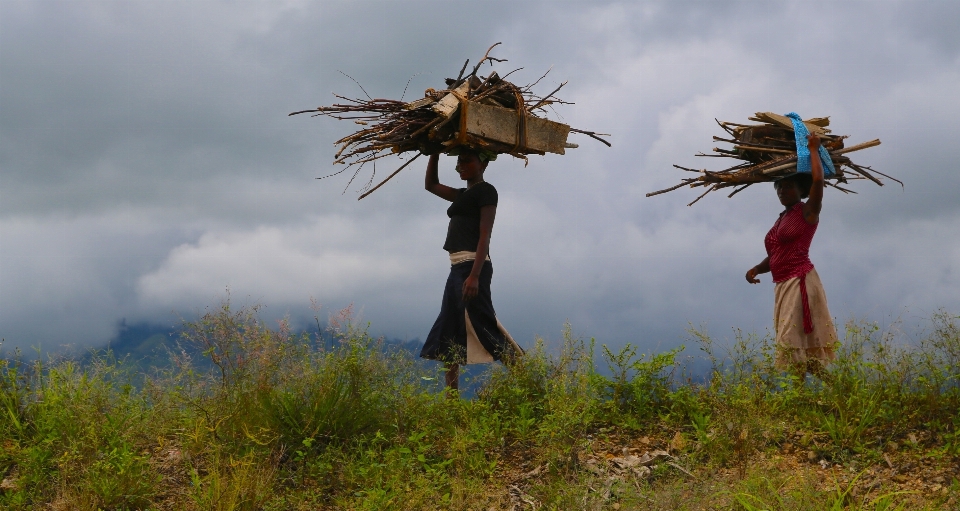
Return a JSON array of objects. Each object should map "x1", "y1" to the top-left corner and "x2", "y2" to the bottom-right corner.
[{"x1": 1, "y1": 0, "x2": 958, "y2": 353}]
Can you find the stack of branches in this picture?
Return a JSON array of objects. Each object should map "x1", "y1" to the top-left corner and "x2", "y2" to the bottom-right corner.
[
  {"x1": 290, "y1": 43, "x2": 610, "y2": 199},
  {"x1": 646, "y1": 112, "x2": 900, "y2": 206}
]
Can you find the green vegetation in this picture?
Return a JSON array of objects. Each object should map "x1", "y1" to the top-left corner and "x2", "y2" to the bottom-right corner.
[{"x1": 1, "y1": 303, "x2": 958, "y2": 510}]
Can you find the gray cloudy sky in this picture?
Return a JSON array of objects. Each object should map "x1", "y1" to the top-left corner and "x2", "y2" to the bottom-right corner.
[{"x1": 2, "y1": 0, "x2": 958, "y2": 354}]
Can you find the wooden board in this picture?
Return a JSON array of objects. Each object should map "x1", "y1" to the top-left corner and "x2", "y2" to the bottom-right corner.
[
  {"x1": 463, "y1": 101, "x2": 571, "y2": 155},
  {"x1": 431, "y1": 81, "x2": 471, "y2": 118},
  {"x1": 754, "y1": 112, "x2": 829, "y2": 135},
  {"x1": 403, "y1": 97, "x2": 435, "y2": 110}
]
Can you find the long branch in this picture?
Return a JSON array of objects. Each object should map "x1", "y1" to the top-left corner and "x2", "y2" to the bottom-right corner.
[{"x1": 357, "y1": 154, "x2": 422, "y2": 200}]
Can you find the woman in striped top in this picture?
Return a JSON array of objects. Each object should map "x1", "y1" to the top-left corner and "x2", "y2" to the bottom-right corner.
[{"x1": 745, "y1": 133, "x2": 838, "y2": 376}]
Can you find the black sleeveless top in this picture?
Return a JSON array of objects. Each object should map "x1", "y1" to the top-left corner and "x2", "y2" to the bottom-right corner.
[{"x1": 443, "y1": 182, "x2": 498, "y2": 253}]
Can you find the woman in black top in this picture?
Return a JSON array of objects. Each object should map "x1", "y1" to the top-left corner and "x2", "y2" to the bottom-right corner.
[{"x1": 421, "y1": 149, "x2": 522, "y2": 391}]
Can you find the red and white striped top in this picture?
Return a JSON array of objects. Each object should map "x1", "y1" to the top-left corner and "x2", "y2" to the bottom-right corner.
[{"x1": 764, "y1": 202, "x2": 817, "y2": 283}]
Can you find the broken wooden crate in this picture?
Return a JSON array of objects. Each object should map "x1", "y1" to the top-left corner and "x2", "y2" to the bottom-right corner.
[{"x1": 417, "y1": 79, "x2": 573, "y2": 155}]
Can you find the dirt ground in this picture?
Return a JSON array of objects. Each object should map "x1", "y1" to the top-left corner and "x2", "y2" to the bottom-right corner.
[{"x1": 493, "y1": 427, "x2": 960, "y2": 510}]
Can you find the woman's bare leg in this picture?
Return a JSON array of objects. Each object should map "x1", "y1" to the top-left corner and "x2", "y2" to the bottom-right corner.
[
  {"x1": 791, "y1": 363, "x2": 808, "y2": 388},
  {"x1": 790, "y1": 359, "x2": 831, "y2": 386},
  {"x1": 445, "y1": 363, "x2": 460, "y2": 391},
  {"x1": 807, "y1": 359, "x2": 833, "y2": 384}
]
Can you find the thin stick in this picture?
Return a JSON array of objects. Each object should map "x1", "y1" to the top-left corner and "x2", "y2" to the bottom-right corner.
[
  {"x1": 357, "y1": 154, "x2": 422, "y2": 200},
  {"x1": 761, "y1": 162, "x2": 799, "y2": 175},
  {"x1": 845, "y1": 163, "x2": 883, "y2": 186},
  {"x1": 826, "y1": 181, "x2": 857, "y2": 194},
  {"x1": 646, "y1": 179, "x2": 696, "y2": 197},
  {"x1": 289, "y1": 109, "x2": 322, "y2": 116},
  {"x1": 466, "y1": 42, "x2": 505, "y2": 79},
  {"x1": 400, "y1": 72, "x2": 424, "y2": 102},
  {"x1": 338, "y1": 71, "x2": 372, "y2": 101},
  {"x1": 734, "y1": 145, "x2": 795, "y2": 154},
  {"x1": 667, "y1": 461, "x2": 697, "y2": 480},
  {"x1": 315, "y1": 165, "x2": 352, "y2": 181},
  {"x1": 712, "y1": 147, "x2": 739, "y2": 155},
  {"x1": 727, "y1": 183, "x2": 752, "y2": 198},
  {"x1": 569, "y1": 128, "x2": 612, "y2": 147},
  {"x1": 342, "y1": 160, "x2": 368, "y2": 194},
  {"x1": 687, "y1": 184, "x2": 717, "y2": 206},
  {"x1": 712, "y1": 135, "x2": 739, "y2": 144},
  {"x1": 720, "y1": 121, "x2": 755, "y2": 128},
  {"x1": 527, "y1": 81, "x2": 567, "y2": 111},
  {"x1": 499, "y1": 67, "x2": 524, "y2": 81},
  {"x1": 455, "y1": 59, "x2": 469, "y2": 83},
  {"x1": 362, "y1": 158, "x2": 378, "y2": 192},
  {"x1": 406, "y1": 117, "x2": 444, "y2": 139},
  {"x1": 696, "y1": 153, "x2": 740, "y2": 158},
  {"x1": 855, "y1": 165, "x2": 904, "y2": 187},
  {"x1": 712, "y1": 136, "x2": 794, "y2": 152},
  {"x1": 524, "y1": 65, "x2": 553, "y2": 91},
  {"x1": 715, "y1": 118, "x2": 736, "y2": 136},
  {"x1": 707, "y1": 160, "x2": 756, "y2": 172}
]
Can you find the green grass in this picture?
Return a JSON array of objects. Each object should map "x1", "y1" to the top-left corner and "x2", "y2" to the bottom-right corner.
[{"x1": 1, "y1": 302, "x2": 958, "y2": 510}]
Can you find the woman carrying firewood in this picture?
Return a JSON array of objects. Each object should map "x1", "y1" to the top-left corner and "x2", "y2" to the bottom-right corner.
[
  {"x1": 745, "y1": 133, "x2": 838, "y2": 377},
  {"x1": 420, "y1": 149, "x2": 523, "y2": 392}
]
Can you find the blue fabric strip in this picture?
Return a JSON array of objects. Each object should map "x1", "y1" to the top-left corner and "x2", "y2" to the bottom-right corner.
[{"x1": 785, "y1": 112, "x2": 835, "y2": 177}]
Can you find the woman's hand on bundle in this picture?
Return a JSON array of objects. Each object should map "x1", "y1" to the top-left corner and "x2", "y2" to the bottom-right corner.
[
  {"x1": 419, "y1": 143, "x2": 442, "y2": 156},
  {"x1": 462, "y1": 275, "x2": 479, "y2": 301}
]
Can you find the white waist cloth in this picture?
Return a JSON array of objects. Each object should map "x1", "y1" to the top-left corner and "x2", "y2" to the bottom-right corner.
[{"x1": 449, "y1": 251, "x2": 491, "y2": 266}]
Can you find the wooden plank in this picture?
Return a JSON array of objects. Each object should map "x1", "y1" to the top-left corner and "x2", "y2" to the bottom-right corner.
[
  {"x1": 463, "y1": 101, "x2": 570, "y2": 154},
  {"x1": 431, "y1": 81, "x2": 470, "y2": 118},
  {"x1": 734, "y1": 145, "x2": 795, "y2": 154},
  {"x1": 403, "y1": 97, "x2": 435, "y2": 110},
  {"x1": 829, "y1": 139, "x2": 881, "y2": 155},
  {"x1": 760, "y1": 140, "x2": 880, "y2": 175},
  {"x1": 755, "y1": 112, "x2": 828, "y2": 135},
  {"x1": 761, "y1": 162, "x2": 799, "y2": 175}
]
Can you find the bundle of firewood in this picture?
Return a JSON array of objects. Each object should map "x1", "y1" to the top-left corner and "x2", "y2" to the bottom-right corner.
[
  {"x1": 646, "y1": 112, "x2": 899, "y2": 206},
  {"x1": 291, "y1": 43, "x2": 610, "y2": 199}
]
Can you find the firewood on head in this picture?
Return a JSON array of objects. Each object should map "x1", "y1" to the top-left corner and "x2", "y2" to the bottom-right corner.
[
  {"x1": 291, "y1": 45, "x2": 611, "y2": 198},
  {"x1": 645, "y1": 113, "x2": 891, "y2": 204}
]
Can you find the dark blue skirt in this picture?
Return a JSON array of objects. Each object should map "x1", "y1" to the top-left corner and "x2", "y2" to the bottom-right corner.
[{"x1": 421, "y1": 260, "x2": 520, "y2": 364}]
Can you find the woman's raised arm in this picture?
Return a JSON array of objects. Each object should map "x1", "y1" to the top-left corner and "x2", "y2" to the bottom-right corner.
[
  {"x1": 803, "y1": 133, "x2": 825, "y2": 225},
  {"x1": 425, "y1": 154, "x2": 459, "y2": 202}
]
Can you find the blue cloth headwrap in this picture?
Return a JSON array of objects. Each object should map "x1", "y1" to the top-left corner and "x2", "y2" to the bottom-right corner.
[{"x1": 785, "y1": 112, "x2": 835, "y2": 178}]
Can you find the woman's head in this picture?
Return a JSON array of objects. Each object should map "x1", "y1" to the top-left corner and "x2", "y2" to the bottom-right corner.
[
  {"x1": 455, "y1": 151, "x2": 487, "y2": 180},
  {"x1": 774, "y1": 173, "x2": 812, "y2": 205},
  {"x1": 453, "y1": 148, "x2": 495, "y2": 181}
]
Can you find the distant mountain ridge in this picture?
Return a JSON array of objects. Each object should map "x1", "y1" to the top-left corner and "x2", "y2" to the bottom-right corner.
[{"x1": 80, "y1": 320, "x2": 424, "y2": 372}]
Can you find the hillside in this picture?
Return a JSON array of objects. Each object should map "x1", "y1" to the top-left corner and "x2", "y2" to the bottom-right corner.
[{"x1": 1, "y1": 303, "x2": 957, "y2": 510}]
